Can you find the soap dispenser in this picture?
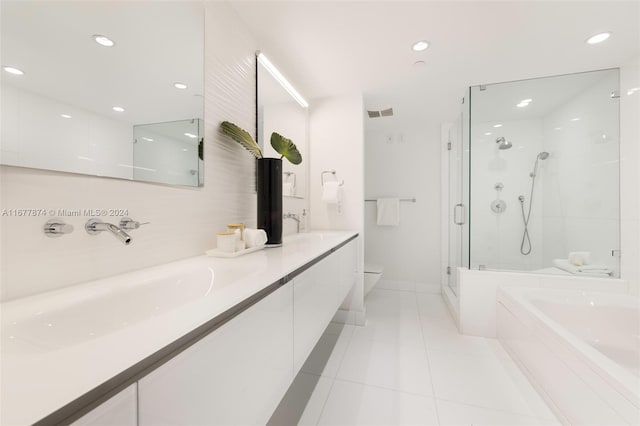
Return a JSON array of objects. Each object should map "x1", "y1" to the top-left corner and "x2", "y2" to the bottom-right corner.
[{"x1": 300, "y1": 209, "x2": 308, "y2": 233}]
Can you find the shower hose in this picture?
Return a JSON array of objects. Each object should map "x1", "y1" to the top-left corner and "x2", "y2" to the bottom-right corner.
[{"x1": 519, "y1": 176, "x2": 538, "y2": 256}]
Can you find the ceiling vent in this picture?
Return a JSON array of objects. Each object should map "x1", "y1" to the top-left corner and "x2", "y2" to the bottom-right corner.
[{"x1": 367, "y1": 108, "x2": 393, "y2": 118}]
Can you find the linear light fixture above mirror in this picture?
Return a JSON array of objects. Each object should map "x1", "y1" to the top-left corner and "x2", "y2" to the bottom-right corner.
[{"x1": 257, "y1": 51, "x2": 308, "y2": 108}]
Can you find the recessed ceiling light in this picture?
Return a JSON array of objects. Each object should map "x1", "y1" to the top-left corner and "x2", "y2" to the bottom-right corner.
[
  {"x1": 184, "y1": 132, "x2": 197, "y2": 139},
  {"x1": 586, "y1": 32, "x2": 610, "y2": 45},
  {"x1": 112, "y1": 106, "x2": 125, "y2": 112},
  {"x1": 413, "y1": 60, "x2": 426, "y2": 67},
  {"x1": 493, "y1": 124, "x2": 503, "y2": 128},
  {"x1": 627, "y1": 87, "x2": 639, "y2": 96},
  {"x1": 570, "y1": 117, "x2": 581, "y2": 122},
  {"x1": 412, "y1": 40, "x2": 429, "y2": 52},
  {"x1": 174, "y1": 82, "x2": 188, "y2": 90},
  {"x1": 93, "y1": 35, "x2": 115, "y2": 47},
  {"x1": 3, "y1": 66, "x2": 24, "y2": 75},
  {"x1": 141, "y1": 137, "x2": 154, "y2": 142},
  {"x1": 484, "y1": 132, "x2": 492, "y2": 136},
  {"x1": 517, "y1": 98, "x2": 532, "y2": 108},
  {"x1": 60, "y1": 114, "x2": 72, "y2": 119}
]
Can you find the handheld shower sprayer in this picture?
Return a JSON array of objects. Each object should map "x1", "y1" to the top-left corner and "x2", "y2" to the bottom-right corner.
[{"x1": 529, "y1": 152, "x2": 550, "y2": 177}]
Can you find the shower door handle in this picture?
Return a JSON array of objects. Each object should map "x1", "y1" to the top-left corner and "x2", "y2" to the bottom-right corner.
[{"x1": 454, "y1": 204, "x2": 466, "y2": 225}]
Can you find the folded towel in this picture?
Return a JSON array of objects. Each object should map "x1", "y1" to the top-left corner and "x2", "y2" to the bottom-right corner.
[
  {"x1": 569, "y1": 251, "x2": 591, "y2": 266},
  {"x1": 553, "y1": 259, "x2": 612, "y2": 277},
  {"x1": 376, "y1": 198, "x2": 400, "y2": 226},
  {"x1": 283, "y1": 182, "x2": 295, "y2": 197},
  {"x1": 578, "y1": 264, "x2": 612, "y2": 272},
  {"x1": 322, "y1": 181, "x2": 343, "y2": 204}
]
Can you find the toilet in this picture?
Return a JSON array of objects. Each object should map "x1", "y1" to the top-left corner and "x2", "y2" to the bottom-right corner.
[{"x1": 364, "y1": 263, "x2": 384, "y2": 296}]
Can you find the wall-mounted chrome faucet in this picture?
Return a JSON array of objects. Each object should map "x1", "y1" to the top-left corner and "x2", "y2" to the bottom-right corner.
[
  {"x1": 43, "y1": 218, "x2": 74, "y2": 237},
  {"x1": 283, "y1": 212, "x2": 300, "y2": 233},
  {"x1": 85, "y1": 219, "x2": 132, "y2": 245}
]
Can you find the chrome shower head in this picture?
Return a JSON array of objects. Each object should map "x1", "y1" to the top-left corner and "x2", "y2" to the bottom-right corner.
[
  {"x1": 538, "y1": 151, "x2": 549, "y2": 160},
  {"x1": 496, "y1": 137, "x2": 512, "y2": 150}
]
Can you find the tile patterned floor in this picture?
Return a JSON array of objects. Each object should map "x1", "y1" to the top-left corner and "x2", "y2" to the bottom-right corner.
[{"x1": 269, "y1": 288, "x2": 560, "y2": 426}]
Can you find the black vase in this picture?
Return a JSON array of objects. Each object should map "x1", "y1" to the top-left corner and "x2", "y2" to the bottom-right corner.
[{"x1": 257, "y1": 158, "x2": 282, "y2": 246}]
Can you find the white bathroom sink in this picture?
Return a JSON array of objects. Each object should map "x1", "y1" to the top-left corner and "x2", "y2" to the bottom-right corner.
[{"x1": 2, "y1": 265, "x2": 249, "y2": 350}]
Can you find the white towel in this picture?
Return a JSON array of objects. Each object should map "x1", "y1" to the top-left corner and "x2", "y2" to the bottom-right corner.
[
  {"x1": 569, "y1": 251, "x2": 591, "y2": 266},
  {"x1": 552, "y1": 259, "x2": 612, "y2": 277},
  {"x1": 283, "y1": 182, "x2": 295, "y2": 197},
  {"x1": 376, "y1": 198, "x2": 400, "y2": 226},
  {"x1": 322, "y1": 181, "x2": 343, "y2": 204}
]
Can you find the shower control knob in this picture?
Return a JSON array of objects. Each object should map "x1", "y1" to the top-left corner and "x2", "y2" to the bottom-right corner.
[{"x1": 491, "y1": 200, "x2": 507, "y2": 214}]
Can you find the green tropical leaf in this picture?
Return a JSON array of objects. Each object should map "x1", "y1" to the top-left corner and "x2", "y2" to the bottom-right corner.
[
  {"x1": 271, "y1": 132, "x2": 302, "y2": 165},
  {"x1": 220, "y1": 121, "x2": 263, "y2": 159}
]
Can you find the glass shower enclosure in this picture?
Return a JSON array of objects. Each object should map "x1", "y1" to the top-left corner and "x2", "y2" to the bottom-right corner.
[{"x1": 448, "y1": 68, "x2": 620, "y2": 290}]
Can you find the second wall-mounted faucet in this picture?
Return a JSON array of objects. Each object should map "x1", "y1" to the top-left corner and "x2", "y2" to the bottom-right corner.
[{"x1": 85, "y1": 219, "x2": 132, "y2": 245}]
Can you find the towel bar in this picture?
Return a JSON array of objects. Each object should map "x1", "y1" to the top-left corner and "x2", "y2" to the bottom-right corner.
[{"x1": 365, "y1": 198, "x2": 416, "y2": 203}]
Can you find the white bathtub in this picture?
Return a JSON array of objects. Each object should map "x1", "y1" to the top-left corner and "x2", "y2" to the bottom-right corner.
[{"x1": 497, "y1": 287, "x2": 640, "y2": 425}]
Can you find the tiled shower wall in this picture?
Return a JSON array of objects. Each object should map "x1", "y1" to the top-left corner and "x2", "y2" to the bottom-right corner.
[{"x1": 0, "y1": 2, "x2": 258, "y2": 301}]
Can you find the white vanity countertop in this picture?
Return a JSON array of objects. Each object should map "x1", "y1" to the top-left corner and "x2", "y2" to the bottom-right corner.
[{"x1": 1, "y1": 231, "x2": 358, "y2": 425}]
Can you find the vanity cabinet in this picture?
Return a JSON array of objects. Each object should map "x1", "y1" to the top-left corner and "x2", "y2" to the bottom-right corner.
[
  {"x1": 138, "y1": 282, "x2": 294, "y2": 425},
  {"x1": 293, "y1": 240, "x2": 356, "y2": 372},
  {"x1": 71, "y1": 384, "x2": 137, "y2": 426},
  {"x1": 136, "y1": 238, "x2": 356, "y2": 425}
]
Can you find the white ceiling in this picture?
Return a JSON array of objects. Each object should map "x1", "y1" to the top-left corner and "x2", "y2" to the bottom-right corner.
[{"x1": 231, "y1": 1, "x2": 640, "y2": 123}]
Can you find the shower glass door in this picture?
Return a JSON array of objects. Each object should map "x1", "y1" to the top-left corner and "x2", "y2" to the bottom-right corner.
[
  {"x1": 447, "y1": 118, "x2": 462, "y2": 295},
  {"x1": 468, "y1": 68, "x2": 620, "y2": 277},
  {"x1": 447, "y1": 92, "x2": 470, "y2": 295}
]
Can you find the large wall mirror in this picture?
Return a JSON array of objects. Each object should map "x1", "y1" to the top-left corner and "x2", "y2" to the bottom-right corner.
[
  {"x1": 0, "y1": 1, "x2": 204, "y2": 187},
  {"x1": 257, "y1": 54, "x2": 308, "y2": 199}
]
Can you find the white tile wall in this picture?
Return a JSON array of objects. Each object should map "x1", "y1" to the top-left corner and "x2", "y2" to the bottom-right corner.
[
  {"x1": 469, "y1": 119, "x2": 545, "y2": 271},
  {"x1": 0, "y1": 2, "x2": 258, "y2": 301},
  {"x1": 364, "y1": 119, "x2": 441, "y2": 286},
  {"x1": 309, "y1": 95, "x2": 365, "y2": 323}
]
